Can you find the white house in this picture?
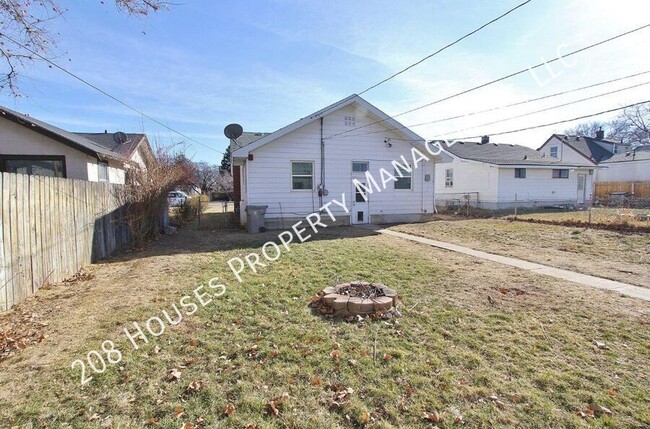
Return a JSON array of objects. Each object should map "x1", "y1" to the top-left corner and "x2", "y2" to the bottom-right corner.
[
  {"x1": 538, "y1": 133, "x2": 650, "y2": 183},
  {"x1": 435, "y1": 138, "x2": 596, "y2": 209},
  {"x1": 231, "y1": 95, "x2": 440, "y2": 229},
  {"x1": 0, "y1": 106, "x2": 128, "y2": 184}
]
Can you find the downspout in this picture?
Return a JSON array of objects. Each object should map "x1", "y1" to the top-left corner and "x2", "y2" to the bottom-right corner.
[{"x1": 319, "y1": 117, "x2": 325, "y2": 208}]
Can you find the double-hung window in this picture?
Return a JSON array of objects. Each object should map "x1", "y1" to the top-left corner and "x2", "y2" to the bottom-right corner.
[
  {"x1": 291, "y1": 161, "x2": 314, "y2": 190},
  {"x1": 514, "y1": 168, "x2": 526, "y2": 178},
  {"x1": 394, "y1": 164, "x2": 412, "y2": 190},
  {"x1": 445, "y1": 169, "x2": 454, "y2": 188},
  {"x1": 552, "y1": 169, "x2": 569, "y2": 179}
]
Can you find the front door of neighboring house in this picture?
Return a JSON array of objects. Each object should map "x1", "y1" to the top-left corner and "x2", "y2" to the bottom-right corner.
[
  {"x1": 351, "y1": 182, "x2": 369, "y2": 224},
  {"x1": 577, "y1": 174, "x2": 586, "y2": 204}
]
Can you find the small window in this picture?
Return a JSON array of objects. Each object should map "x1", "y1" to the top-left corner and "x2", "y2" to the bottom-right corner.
[
  {"x1": 291, "y1": 161, "x2": 313, "y2": 190},
  {"x1": 550, "y1": 147, "x2": 558, "y2": 158},
  {"x1": 394, "y1": 165, "x2": 412, "y2": 190},
  {"x1": 98, "y1": 161, "x2": 109, "y2": 182},
  {"x1": 344, "y1": 116, "x2": 356, "y2": 126},
  {"x1": 357, "y1": 211, "x2": 364, "y2": 222},
  {"x1": 552, "y1": 169, "x2": 569, "y2": 179},
  {"x1": 445, "y1": 169, "x2": 454, "y2": 188},
  {"x1": 355, "y1": 185, "x2": 367, "y2": 202},
  {"x1": 352, "y1": 161, "x2": 369, "y2": 172},
  {"x1": 514, "y1": 168, "x2": 526, "y2": 178}
]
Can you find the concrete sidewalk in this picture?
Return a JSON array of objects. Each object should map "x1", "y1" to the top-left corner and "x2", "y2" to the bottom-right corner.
[{"x1": 369, "y1": 227, "x2": 650, "y2": 302}]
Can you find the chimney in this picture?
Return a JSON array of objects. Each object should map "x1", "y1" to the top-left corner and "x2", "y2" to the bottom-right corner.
[
  {"x1": 104, "y1": 129, "x2": 108, "y2": 134},
  {"x1": 595, "y1": 127, "x2": 604, "y2": 139},
  {"x1": 481, "y1": 135, "x2": 489, "y2": 144}
]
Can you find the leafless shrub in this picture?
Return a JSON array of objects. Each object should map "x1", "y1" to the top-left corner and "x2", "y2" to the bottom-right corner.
[{"x1": 115, "y1": 145, "x2": 194, "y2": 248}]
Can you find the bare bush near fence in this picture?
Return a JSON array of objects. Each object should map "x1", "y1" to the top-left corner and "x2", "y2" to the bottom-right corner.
[{"x1": 115, "y1": 147, "x2": 194, "y2": 248}]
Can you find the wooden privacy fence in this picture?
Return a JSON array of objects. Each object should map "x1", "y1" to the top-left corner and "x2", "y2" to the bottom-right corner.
[
  {"x1": 595, "y1": 181, "x2": 650, "y2": 199},
  {"x1": 0, "y1": 172, "x2": 130, "y2": 311}
]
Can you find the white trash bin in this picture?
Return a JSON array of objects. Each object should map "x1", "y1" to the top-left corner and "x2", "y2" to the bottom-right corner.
[{"x1": 245, "y1": 205, "x2": 268, "y2": 233}]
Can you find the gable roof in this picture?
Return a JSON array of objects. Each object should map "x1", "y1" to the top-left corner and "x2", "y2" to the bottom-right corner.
[
  {"x1": 441, "y1": 140, "x2": 593, "y2": 167},
  {"x1": 74, "y1": 132, "x2": 148, "y2": 160},
  {"x1": 232, "y1": 95, "x2": 424, "y2": 157},
  {"x1": 551, "y1": 134, "x2": 615, "y2": 163},
  {"x1": 601, "y1": 145, "x2": 650, "y2": 163},
  {"x1": 0, "y1": 106, "x2": 126, "y2": 162},
  {"x1": 229, "y1": 131, "x2": 270, "y2": 153}
]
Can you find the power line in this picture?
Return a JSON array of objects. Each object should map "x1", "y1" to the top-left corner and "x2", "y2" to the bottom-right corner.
[
  {"x1": 358, "y1": 0, "x2": 533, "y2": 96},
  {"x1": 325, "y1": 23, "x2": 650, "y2": 140},
  {"x1": 309, "y1": 0, "x2": 534, "y2": 119},
  {"x1": 0, "y1": 33, "x2": 225, "y2": 156},
  {"x1": 444, "y1": 99, "x2": 650, "y2": 140},
  {"x1": 338, "y1": 69, "x2": 650, "y2": 139},
  {"x1": 438, "y1": 80, "x2": 650, "y2": 137}
]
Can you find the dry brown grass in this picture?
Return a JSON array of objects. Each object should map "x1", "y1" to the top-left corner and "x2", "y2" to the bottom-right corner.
[
  {"x1": 0, "y1": 224, "x2": 648, "y2": 428},
  {"x1": 390, "y1": 218, "x2": 650, "y2": 288}
]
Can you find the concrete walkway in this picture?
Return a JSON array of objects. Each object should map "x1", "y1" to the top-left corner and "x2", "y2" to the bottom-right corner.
[{"x1": 368, "y1": 227, "x2": 650, "y2": 302}]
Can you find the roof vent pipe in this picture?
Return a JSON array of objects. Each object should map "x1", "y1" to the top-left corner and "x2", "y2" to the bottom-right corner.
[
  {"x1": 481, "y1": 135, "x2": 489, "y2": 144},
  {"x1": 595, "y1": 127, "x2": 605, "y2": 139}
]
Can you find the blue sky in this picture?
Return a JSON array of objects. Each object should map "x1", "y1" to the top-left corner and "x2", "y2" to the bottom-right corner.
[{"x1": 2, "y1": 0, "x2": 649, "y2": 163}]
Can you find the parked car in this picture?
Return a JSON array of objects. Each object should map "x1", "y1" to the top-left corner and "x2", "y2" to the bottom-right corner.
[{"x1": 167, "y1": 191, "x2": 189, "y2": 206}]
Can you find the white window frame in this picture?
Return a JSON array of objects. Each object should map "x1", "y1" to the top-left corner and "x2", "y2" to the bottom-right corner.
[
  {"x1": 552, "y1": 169, "x2": 569, "y2": 179},
  {"x1": 290, "y1": 161, "x2": 314, "y2": 191},
  {"x1": 445, "y1": 169, "x2": 454, "y2": 188},
  {"x1": 352, "y1": 161, "x2": 369, "y2": 173},
  {"x1": 514, "y1": 168, "x2": 526, "y2": 179},
  {"x1": 550, "y1": 146, "x2": 558, "y2": 158},
  {"x1": 393, "y1": 164, "x2": 412, "y2": 190},
  {"x1": 98, "y1": 161, "x2": 109, "y2": 182}
]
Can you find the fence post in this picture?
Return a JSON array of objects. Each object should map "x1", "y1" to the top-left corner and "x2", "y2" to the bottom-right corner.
[{"x1": 514, "y1": 193, "x2": 518, "y2": 220}]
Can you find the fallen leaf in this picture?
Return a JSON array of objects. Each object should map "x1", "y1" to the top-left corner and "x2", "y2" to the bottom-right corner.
[
  {"x1": 152, "y1": 345, "x2": 161, "y2": 355},
  {"x1": 588, "y1": 403, "x2": 612, "y2": 417},
  {"x1": 383, "y1": 353, "x2": 392, "y2": 362},
  {"x1": 311, "y1": 376, "x2": 323, "y2": 386},
  {"x1": 594, "y1": 341, "x2": 609, "y2": 350},
  {"x1": 330, "y1": 350, "x2": 340, "y2": 360},
  {"x1": 181, "y1": 423, "x2": 194, "y2": 429},
  {"x1": 168, "y1": 368, "x2": 181, "y2": 382},
  {"x1": 498, "y1": 287, "x2": 509, "y2": 294},
  {"x1": 423, "y1": 410, "x2": 442, "y2": 423},
  {"x1": 222, "y1": 403, "x2": 235, "y2": 417},
  {"x1": 173, "y1": 406, "x2": 184, "y2": 419},
  {"x1": 185, "y1": 380, "x2": 205, "y2": 394},
  {"x1": 359, "y1": 411, "x2": 370, "y2": 424},
  {"x1": 348, "y1": 359, "x2": 357, "y2": 367},
  {"x1": 189, "y1": 338, "x2": 199, "y2": 347},
  {"x1": 146, "y1": 417, "x2": 158, "y2": 426}
]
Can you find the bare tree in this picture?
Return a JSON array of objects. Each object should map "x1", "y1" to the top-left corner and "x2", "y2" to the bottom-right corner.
[
  {"x1": 0, "y1": 0, "x2": 169, "y2": 95},
  {"x1": 564, "y1": 121, "x2": 606, "y2": 138},
  {"x1": 215, "y1": 170, "x2": 234, "y2": 199},
  {"x1": 563, "y1": 103, "x2": 650, "y2": 146},
  {"x1": 116, "y1": 144, "x2": 194, "y2": 247},
  {"x1": 193, "y1": 162, "x2": 220, "y2": 194},
  {"x1": 615, "y1": 103, "x2": 650, "y2": 146}
]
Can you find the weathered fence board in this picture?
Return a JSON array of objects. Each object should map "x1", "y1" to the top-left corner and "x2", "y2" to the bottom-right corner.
[
  {"x1": 595, "y1": 181, "x2": 650, "y2": 199},
  {"x1": 0, "y1": 172, "x2": 131, "y2": 311}
]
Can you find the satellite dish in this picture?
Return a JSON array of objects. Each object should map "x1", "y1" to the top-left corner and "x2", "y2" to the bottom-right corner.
[
  {"x1": 113, "y1": 131, "x2": 128, "y2": 144},
  {"x1": 224, "y1": 123, "x2": 243, "y2": 140}
]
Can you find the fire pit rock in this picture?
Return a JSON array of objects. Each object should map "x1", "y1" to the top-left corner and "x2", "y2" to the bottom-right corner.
[{"x1": 309, "y1": 282, "x2": 398, "y2": 317}]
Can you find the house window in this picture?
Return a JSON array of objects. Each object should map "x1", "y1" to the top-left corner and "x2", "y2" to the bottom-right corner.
[
  {"x1": 344, "y1": 116, "x2": 356, "y2": 126},
  {"x1": 550, "y1": 147, "x2": 558, "y2": 158},
  {"x1": 352, "y1": 161, "x2": 369, "y2": 173},
  {"x1": 98, "y1": 161, "x2": 109, "y2": 182},
  {"x1": 552, "y1": 169, "x2": 569, "y2": 179},
  {"x1": 291, "y1": 161, "x2": 313, "y2": 190},
  {"x1": 0, "y1": 155, "x2": 65, "y2": 178},
  {"x1": 514, "y1": 168, "x2": 526, "y2": 178},
  {"x1": 445, "y1": 169, "x2": 454, "y2": 188},
  {"x1": 394, "y1": 165, "x2": 412, "y2": 190}
]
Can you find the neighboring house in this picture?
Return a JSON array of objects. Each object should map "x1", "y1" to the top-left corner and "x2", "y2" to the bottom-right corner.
[
  {"x1": 435, "y1": 138, "x2": 596, "y2": 209},
  {"x1": 231, "y1": 95, "x2": 439, "y2": 229},
  {"x1": 598, "y1": 145, "x2": 650, "y2": 182},
  {"x1": 75, "y1": 132, "x2": 156, "y2": 171},
  {"x1": 0, "y1": 106, "x2": 127, "y2": 184},
  {"x1": 538, "y1": 132, "x2": 650, "y2": 195}
]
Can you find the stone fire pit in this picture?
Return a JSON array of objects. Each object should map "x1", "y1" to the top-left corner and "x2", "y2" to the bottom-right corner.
[{"x1": 309, "y1": 282, "x2": 398, "y2": 317}]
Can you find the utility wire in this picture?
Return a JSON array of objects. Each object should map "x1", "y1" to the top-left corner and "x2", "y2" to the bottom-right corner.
[
  {"x1": 444, "y1": 99, "x2": 650, "y2": 140},
  {"x1": 309, "y1": 0, "x2": 534, "y2": 119},
  {"x1": 338, "y1": 69, "x2": 650, "y2": 138},
  {"x1": 359, "y1": 0, "x2": 533, "y2": 95},
  {"x1": 438, "y1": 80, "x2": 650, "y2": 137},
  {"x1": 325, "y1": 23, "x2": 650, "y2": 140},
  {"x1": 0, "y1": 33, "x2": 225, "y2": 156}
]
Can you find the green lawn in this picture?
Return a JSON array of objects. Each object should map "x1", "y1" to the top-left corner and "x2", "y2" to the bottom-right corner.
[{"x1": 1, "y1": 222, "x2": 649, "y2": 428}]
